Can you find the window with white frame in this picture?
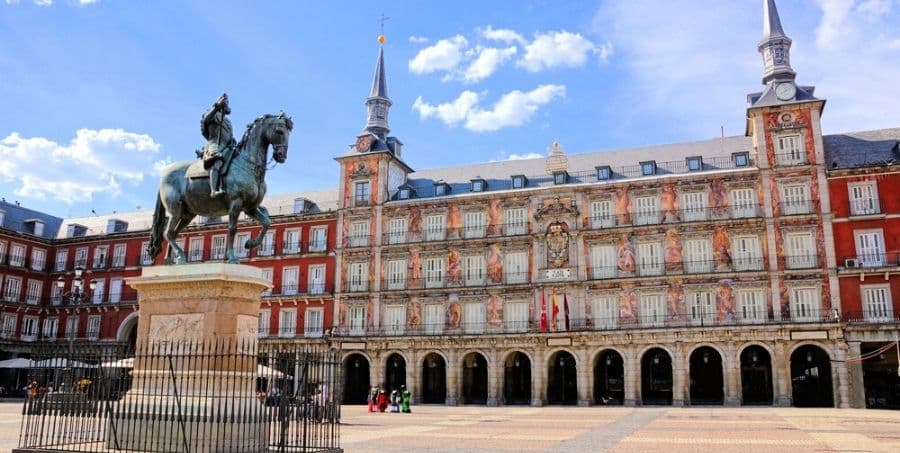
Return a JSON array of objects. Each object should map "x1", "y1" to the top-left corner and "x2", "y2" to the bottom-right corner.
[
  {"x1": 504, "y1": 251, "x2": 528, "y2": 284},
  {"x1": 65, "y1": 317, "x2": 78, "y2": 339},
  {"x1": 25, "y1": 279, "x2": 42, "y2": 305},
  {"x1": 22, "y1": 316, "x2": 39, "y2": 341},
  {"x1": 140, "y1": 241, "x2": 152, "y2": 265},
  {"x1": 590, "y1": 200, "x2": 614, "y2": 228},
  {"x1": 639, "y1": 293, "x2": 666, "y2": 327},
  {"x1": 682, "y1": 191, "x2": 708, "y2": 221},
  {"x1": 590, "y1": 244, "x2": 616, "y2": 279},
  {"x1": 775, "y1": 134, "x2": 806, "y2": 165},
  {"x1": 309, "y1": 227, "x2": 327, "y2": 252},
  {"x1": 188, "y1": 237, "x2": 204, "y2": 262},
  {"x1": 354, "y1": 181, "x2": 370, "y2": 206},
  {"x1": 464, "y1": 303, "x2": 485, "y2": 333},
  {"x1": 92, "y1": 279, "x2": 105, "y2": 304},
  {"x1": 592, "y1": 295, "x2": 618, "y2": 329},
  {"x1": 86, "y1": 315, "x2": 101, "y2": 339},
  {"x1": 259, "y1": 231, "x2": 275, "y2": 256},
  {"x1": 9, "y1": 243, "x2": 25, "y2": 267},
  {"x1": 3, "y1": 277, "x2": 22, "y2": 302},
  {"x1": 93, "y1": 245, "x2": 108, "y2": 268},
  {"x1": 684, "y1": 238, "x2": 712, "y2": 273},
  {"x1": 234, "y1": 232, "x2": 251, "y2": 258},
  {"x1": 425, "y1": 214, "x2": 445, "y2": 241},
  {"x1": 738, "y1": 289, "x2": 766, "y2": 323},
  {"x1": 283, "y1": 228, "x2": 301, "y2": 253},
  {"x1": 463, "y1": 211, "x2": 486, "y2": 238},
  {"x1": 260, "y1": 268, "x2": 273, "y2": 296},
  {"x1": 1, "y1": 314, "x2": 16, "y2": 338},
  {"x1": 74, "y1": 247, "x2": 88, "y2": 268},
  {"x1": 732, "y1": 235, "x2": 762, "y2": 271},
  {"x1": 349, "y1": 221, "x2": 369, "y2": 247},
  {"x1": 383, "y1": 305, "x2": 406, "y2": 335},
  {"x1": 634, "y1": 196, "x2": 659, "y2": 225},
  {"x1": 349, "y1": 262, "x2": 368, "y2": 291},
  {"x1": 688, "y1": 290, "x2": 716, "y2": 325},
  {"x1": 348, "y1": 305, "x2": 367, "y2": 335},
  {"x1": 111, "y1": 243, "x2": 126, "y2": 267},
  {"x1": 279, "y1": 308, "x2": 296, "y2": 337},
  {"x1": 211, "y1": 235, "x2": 227, "y2": 259},
  {"x1": 862, "y1": 285, "x2": 893, "y2": 322},
  {"x1": 109, "y1": 278, "x2": 123, "y2": 303},
  {"x1": 637, "y1": 241, "x2": 663, "y2": 276},
  {"x1": 505, "y1": 208, "x2": 527, "y2": 235},
  {"x1": 781, "y1": 184, "x2": 810, "y2": 215},
  {"x1": 730, "y1": 188, "x2": 756, "y2": 218},
  {"x1": 785, "y1": 232, "x2": 816, "y2": 269},
  {"x1": 0, "y1": 241, "x2": 6, "y2": 264},
  {"x1": 304, "y1": 308, "x2": 324, "y2": 337},
  {"x1": 258, "y1": 309, "x2": 271, "y2": 337},
  {"x1": 50, "y1": 284, "x2": 62, "y2": 305},
  {"x1": 848, "y1": 182, "x2": 879, "y2": 216},
  {"x1": 282, "y1": 267, "x2": 299, "y2": 295},
  {"x1": 424, "y1": 304, "x2": 443, "y2": 334},
  {"x1": 789, "y1": 287, "x2": 819, "y2": 321},
  {"x1": 386, "y1": 259, "x2": 406, "y2": 290},
  {"x1": 308, "y1": 265, "x2": 325, "y2": 294},
  {"x1": 464, "y1": 254, "x2": 485, "y2": 286},
  {"x1": 42, "y1": 317, "x2": 58, "y2": 339},
  {"x1": 31, "y1": 248, "x2": 46, "y2": 271},
  {"x1": 855, "y1": 230, "x2": 885, "y2": 267},
  {"x1": 424, "y1": 257, "x2": 444, "y2": 288},
  {"x1": 504, "y1": 301, "x2": 529, "y2": 332},
  {"x1": 55, "y1": 248, "x2": 68, "y2": 271},
  {"x1": 387, "y1": 218, "x2": 408, "y2": 244}
]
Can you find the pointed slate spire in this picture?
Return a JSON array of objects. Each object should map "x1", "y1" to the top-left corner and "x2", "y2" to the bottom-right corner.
[
  {"x1": 758, "y1": 0, "x2": 795, "y2": 84},
  {"x1": 364, "y1": 39, "x2": 392, "y2": 137},
  {"x1": 762, "y1": 0, "x2": 786, "y2": 39},
  {"x1": 370, "y1": 46, "x2": 388, "y2": 99}
]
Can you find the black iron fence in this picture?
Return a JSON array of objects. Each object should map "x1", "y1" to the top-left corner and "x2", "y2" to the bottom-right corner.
[{"x1": 17, "y1": 340, "x2": 341, "y2": 452}]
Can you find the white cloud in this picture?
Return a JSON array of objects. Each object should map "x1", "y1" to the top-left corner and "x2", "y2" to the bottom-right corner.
[
  {"x1": 408, "y1": 35, "x2": 468, "y2": 75},
  {"x1": 33, "y1": 0, "x2": 52, "y2": 5},
  {"x1": 507, "y1": 152, "x2": 543, "y2": 160},
  {"x1": 517, "y1": 31, "x2": 601, "y2": 72},
  {"x1": 413, "y1": 84, "x2": 566, "y2": 132},
  {"x1": 461, "y1": 46, "x2": 517, "y2": 83},
  {"x1": 79, "y1": 0, "x2": 98, "y2": 4},
  {"x1": 0, "y1": 129, "x2": 164, "y2": 204},
  {"x1": 481, "y1": 26, "x2": 526, "y2": 45},
  {"x1": 408, "y1": 35, "x2": 429, "y2": 44}
]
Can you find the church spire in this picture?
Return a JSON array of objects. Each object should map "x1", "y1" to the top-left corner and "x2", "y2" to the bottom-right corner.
[
  {"x1": 364, "y1": 36, "x2": 392, "y2": 138},
  {"x1": 758, "y1": 0, "x2": 795, "y2": 84}
]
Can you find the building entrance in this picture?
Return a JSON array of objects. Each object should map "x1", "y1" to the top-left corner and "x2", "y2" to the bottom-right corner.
[
  {"x1": 861, "y1": 342, "x2": 900, "y2": 409},
  {"x1": 384, "y1": 353, "x2": 406, "y2": 394},
  {"x1": 740, "y1": 345, "x2": 773, "y2": 405},
  {"x1": 421, "y1": 353, "x2": 447, "y2": 404},
  {"x1": 504, "y1": 351, "x2": 531, "y2": 405},
  {"x1": 342, "y1": 353, "x2": 370, "y2": 404},
  {"x1": 689, "y1": 346, "x2": 724, "y2": 405},
  {"x1": 547, "y1": 351, "x2": 577, "y2": 405},
  {"x1": 461, "y1": 352, "x2": 488, "y2": 404},
  {"x1": 641, "y1": 348, "x2": 673, "y2": 405},
  {"x1": 790, "y1": 345, "x2": 833, "y2": 407},
  {"x1": 594, "y1": 350, "x2": 624, "y2": 405}
]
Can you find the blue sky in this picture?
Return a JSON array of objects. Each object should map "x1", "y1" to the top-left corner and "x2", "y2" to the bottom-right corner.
[{"x1": 2, "y1": 0, "x2": 899, "y2": 218}]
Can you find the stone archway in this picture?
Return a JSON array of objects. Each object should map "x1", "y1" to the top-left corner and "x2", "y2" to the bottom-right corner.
[
  {"x1": 689, "y1": 346, "x2": 724, "y2": 405},
  {"x1": 342, "y1": 353, "x2": 370, "y2": 404},
  {"x1": 503, "y1": 351, "x2": 531, "y2": 405},
  {"x1": 594, "y1": 349, "x2": 624, "y2": 405},
  {"x1": 790, "y1": 344, "x2": 833, "y2": 407},
  {"x1": 116, "y1": 312, "x2": 139, "y2": 351},
  {"x1": 461, "y1": 352, "x2": 488, "y2": 405},
  {"x1": 547, "y1": 350, "x2": 577, "y2": 405},
  {"x1": 641, "y1": 347, "x2": 673, "y2": 405},
  {"x1": 384, "y1": 353, "x2": 406, "y2": 394},
  {"x1": 861, "y1": 342, "x2": 900, "y2": 409},
  {"x1": 740, "y1": 345, "x2": 773, "y2": 405},
  {"x1": 421, "y1": 353, "x2": 447, "y2": 404}
]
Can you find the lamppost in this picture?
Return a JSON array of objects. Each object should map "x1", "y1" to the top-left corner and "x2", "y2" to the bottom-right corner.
[{"x1": 55, "y1": 267, "x2": 96, "y2": 392}]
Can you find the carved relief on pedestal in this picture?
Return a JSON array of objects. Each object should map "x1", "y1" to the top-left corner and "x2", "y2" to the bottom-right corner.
[{"x1": 149, "y1": 314, "x2": 204, "y2": 344}]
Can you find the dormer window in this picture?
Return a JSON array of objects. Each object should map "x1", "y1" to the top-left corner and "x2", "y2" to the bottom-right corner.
[
  {"x1": 733, "y1": 152, "x2": 750, "y2": 167},
  {"x1": 67, "y1": 224, "x2": 87, "y2": 238},
  {"x1": 398, "y1": 188, "x2": 411, "y2": 200},
  {"x1": 553, "y1": 171, "x2": 568, "y2": 185},
  {"x1": 106, "y1": 219, "x2": 128, "y2": 234},
  {"x1": 511, "y1": 175, "x2": 527, "y2": 189},
  {"x1": 293, "y1": 198, "x2": 310, "y2": 214},
  {"x1": 434, "y1": 182, "x2": 450, "y2": 197},
  {"x1": 687, "y1": 156, "x2": 703, "y2": 172},
  {"x1": 595, "y1": 166, "x2": 611, "y2": 181},
  {"x1": 640, "y1": 161, "x2": 656, "y2": 176},
  {"x1": 471, "y1": 178, "x2": 486, "y2": 193},
  {"x1": 24, "y1": 219, "x2": 45, "y2": 237}
]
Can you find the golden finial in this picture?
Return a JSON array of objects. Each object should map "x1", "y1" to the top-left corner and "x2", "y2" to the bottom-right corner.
[{"x1": 378, "y1": 35, "x2": 386, "y2": 44}]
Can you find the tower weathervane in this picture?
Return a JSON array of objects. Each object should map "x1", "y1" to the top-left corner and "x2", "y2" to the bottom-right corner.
[{"x1": 378, "y1": 14, "x2": 390, "y2": 43}]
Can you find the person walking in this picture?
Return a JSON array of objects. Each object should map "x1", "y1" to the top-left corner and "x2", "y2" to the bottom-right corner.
[
  {"x1": 389, "y1": 388, "x2": 400, "y2": 413},
  {"x1": 367, "y1": 386, "x2": 377, "y2": 413},
  {"x1": 401, "y1": 385, "x2": 411, "y2": 413},
  {"x1": 376, "y1": 389, "x2": 388, "y2": 412}
]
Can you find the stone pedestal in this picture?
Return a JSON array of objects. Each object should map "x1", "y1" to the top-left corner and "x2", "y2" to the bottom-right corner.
[{"x1": 110, "y1": 264, "x2": 271, "y2": 453}]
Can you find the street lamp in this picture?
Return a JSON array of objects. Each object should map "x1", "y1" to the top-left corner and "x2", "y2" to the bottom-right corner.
[{"x1": 54, "y1": 267, "x2": 95, "y2": 392}]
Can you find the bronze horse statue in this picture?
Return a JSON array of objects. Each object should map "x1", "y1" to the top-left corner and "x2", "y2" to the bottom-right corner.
[{"x1": 148, "y1": 112, "x2": 293, "y2": 264}]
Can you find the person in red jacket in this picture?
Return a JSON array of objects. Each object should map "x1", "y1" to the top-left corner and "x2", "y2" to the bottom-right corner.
[{"x1": 376, "y1": 389, "x2": 388, "y2": 412}]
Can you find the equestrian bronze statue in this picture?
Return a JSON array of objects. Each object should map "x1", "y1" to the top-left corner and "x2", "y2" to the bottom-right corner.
[{"x1": 148, "y1": 94, "x2": 293, "y2": 264}]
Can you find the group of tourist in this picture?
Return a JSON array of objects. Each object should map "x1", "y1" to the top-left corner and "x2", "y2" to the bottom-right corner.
[{"x1": 367, "y1": 385, "x2": 411, "y2": 413}]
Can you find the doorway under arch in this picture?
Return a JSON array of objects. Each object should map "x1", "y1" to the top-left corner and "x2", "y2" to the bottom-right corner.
[
  {"x1": 790, "y1": 345, "x2": 833, "y2": 407},
  {"x1": 689, "y1": 346, "x2": 724, "y2": 405},
  {"x1": 594, "y1": 350, "x2": 624, "y2": 405},
  {"x1": 421, "y1": 353, "x2": 447, "y2": 404},
  {"x1": 547, "y1": 351, "x2": 577, "y2": 405},
  {"x1": 384, "y1": 353, "x2": 406, "y2": 394},
  {"x1": 343, "y1": 353, "x2": 370, "y2": 404},
  {"x1": 462, "y1": 352, "x2": 488, "y2": 404},
  {"x1": 504, "y1": 351, "x2": 531, "y2": 405},
  {"x1": 740, "y1": 345, "x2": 773, "y2": 405},
  {"x1": 641, "y1": 348, "x2": 673, "y2": 405}
]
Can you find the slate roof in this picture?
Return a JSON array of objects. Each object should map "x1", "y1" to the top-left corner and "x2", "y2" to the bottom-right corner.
[
  {"x1": 0, "y1": 200, "x2": 64, "y2": 239},
  {"x1": 823, "y1": 128, "x2": 900, "y2": 169}
]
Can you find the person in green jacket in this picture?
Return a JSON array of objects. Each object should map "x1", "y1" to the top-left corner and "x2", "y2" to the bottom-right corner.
[{"x1": 401, "y1": 385, "x2": 411, "y2": 413}]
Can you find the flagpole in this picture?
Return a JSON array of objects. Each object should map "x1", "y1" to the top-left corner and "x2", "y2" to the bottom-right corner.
[{"x1": 539, "y1": 289, "x2": 548, "y2": 332}]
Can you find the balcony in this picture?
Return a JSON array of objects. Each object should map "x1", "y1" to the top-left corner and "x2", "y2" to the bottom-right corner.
[
  {"x1": 785, "y1": 254, "x2": 818, "y2": 270},
  {"x1": 841, "y1": 253, "x2": 900, "y2": 270},
  {"x1": 381, "y1": 222, "x2": 533, "y2": 247},
  {"x1": 588, "y1": 204, "x2": 763, "y2": 231},
  {"x1": 778, "y1": 199, "x2": 819, "y2": 216},
  {"x1": 589, "y1": 257, "x2": 765, "y2": 280},
  {"x1": 266, "y1": 282, "x2": 334, "y2": 298},
  {"x1": 849, "y1": 198, "x2": 883, "y2": 217},
  {"x1": 844, "y1": 310, "x2": 899, "y2": 325},
  {"x1": 381, "y1": 272, "x2": 532, "y2": 291},
  {"x1": 774, "y1": 151, "x2": 809, "y2": 167}
]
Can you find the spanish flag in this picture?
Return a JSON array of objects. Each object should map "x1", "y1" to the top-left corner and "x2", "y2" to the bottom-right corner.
[{"x1": 551, "y1": 293, "x2": 559, "y2": 331}]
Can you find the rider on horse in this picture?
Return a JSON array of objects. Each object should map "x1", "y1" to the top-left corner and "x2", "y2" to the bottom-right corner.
[{"x1": 200, "y1": 93, "x2": 236, "y2": 197}]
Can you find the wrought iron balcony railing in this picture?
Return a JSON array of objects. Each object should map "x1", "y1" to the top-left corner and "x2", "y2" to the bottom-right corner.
[
  {"x1": 588, "y1": 257, "x2": 766, "y2": 280},
  {"x1": 840, "y1": 253, "x2": 900, "y2": 269},
  {"x1": 267, "y1": 282, "x2": 333, "y2": 298},
  {"x1": 377, "y1": 272, "x2": 531, "y2": 291}
]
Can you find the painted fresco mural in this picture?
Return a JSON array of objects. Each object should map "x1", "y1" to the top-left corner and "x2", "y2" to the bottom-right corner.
[
  {"x1": 716, "y1": 279, "x2": 736, "y2": 321},
  {"x1": 408, "y1": 206, "x2": 423, "y2": 242},
  {"x1": 487, "y1": 244, "x2": 503, "y2": 283},
  {"x1": 447, "y1": 294, "x2": 461, "y2": 329},
  {"x1": 409, "y1": 248, "x2": 422, "y2": 287},
  {"x1": 664, "y1": 228, "x2": 683, "y2": 273},
  {"x1": 447, "y1": 204, "x2": 462, "y2": 239},
  {"x1": 408, "y1": 298, "x2": 422, "y2": 329},
  {"x1": 615, "y1": 187, "x2": 632, "y2": 225},
  {"x1": 487, "y1": 294, "x2": 503, "y2": 326},
  {"x1": 709, "y1": 179, "x2": 729, "y2": 217},
  {"x1": 616, "y1": 234, "x2": 636, "y2": 274},
  {"x1": 487, "y1": 199, "x2": 503, "y2": 236},
  {"x1": 446, "y1": 250, "x2": 462, "y2": 285},
  {"x1": 660, "y1": 183, "x2": 680, "y2": 222},
  {"x1": 666, "y1": 279, "x2": 685, "y2": 320},
  {"x1": 712, "y1": 226, "x2": 732, "y2": 270},
  {"x1": 619, "y1": 284, "x2": 637, "y2": 322}
]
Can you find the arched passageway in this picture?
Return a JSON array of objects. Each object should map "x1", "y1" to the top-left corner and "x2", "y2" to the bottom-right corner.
[
  {"x1": 547, "y1": 351, "x2": 577, "y2": 405},
  {"x1": 594, "y1": 350, "x2": 624, "y2": 405},
  {"x1": 861, "y1": 342, "x2": 900, "y2": 409},
  {"x1": 421, "y1": 353, "x2": 447, "y2": 404},
  {"x1": 504, "y1": 351, "x2": 531, "y2": 405},
  {"x1": 384, "y1": 353, "x2": 406, "y2": 394},
  {"x1": 461, "y1": 352, "x2": 488, "y2": 404},
  {"x1": 641, "y1": 348, "x2": 673, "y2": 405},
  {"x1": 740, "y1": 345, "x2": 773, "y2": 405},
  {"x1": 689, "y1": 347, "x2": 724, "y2": 405},
  {"x1": 342, "y1": 353, "x2": 370, "y2": 404},
  {"x1": 790, "y1": 345, "x2": 833, "y2": 407}
]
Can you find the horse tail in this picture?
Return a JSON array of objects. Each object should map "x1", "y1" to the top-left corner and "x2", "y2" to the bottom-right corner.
[{"x1": 148, "y1": 194, "x2": 167, "y2": 262}]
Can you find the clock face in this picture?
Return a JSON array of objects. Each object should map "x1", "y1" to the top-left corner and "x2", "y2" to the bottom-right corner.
[
  {"x1": 355, "y1": 135, "x2": 372, "y2": 153},
  {"x1": 775, "y1": 82, "x2": 796, "y2": 101}
]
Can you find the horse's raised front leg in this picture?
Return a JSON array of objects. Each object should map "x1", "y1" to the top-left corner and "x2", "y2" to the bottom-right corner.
[
  {"x1": 244, "y1": 206, "x2": 271, "y2": 250},
  {"x1": 225, "y1": 201, "x2": 242, "y2": 264}
]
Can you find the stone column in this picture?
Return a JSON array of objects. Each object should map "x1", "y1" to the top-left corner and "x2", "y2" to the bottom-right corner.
[
  {"x1": 724, "y1": 343, "x2": 741, "y2": 406},
  {"x1": 576, "y1": 348, "x2": 591, "y2": 406},
  {"x1": 407, "y1": 349, "x2": 419, "y2": 405},
  {"x1": 445, "y1": 349, "x2": 459, "y2": 405},
  {"x1": 834, "y1": 341, "x2": 850, "y2": 408},
  {"x1": 846, "y1": 341, "x2": 866, "y2": 408},
  {"x1": 371, "y1": 352, "x2": 384, "y2": 389},
  {"x1": 773, "y1": 341, "x2": 792, "y2": 407},
  {"x1": 672, "y1": 344, "x2": 686, "y2": 406},
  {"x1": 531, "y1": 348, "x2": 545, "y2": 406},
  {"x1": 487, "y1": 350, "x2": 501, "y2": 406},
  {"x1": 624, "y1": 345, "x2": 639, "y2": 406}
]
